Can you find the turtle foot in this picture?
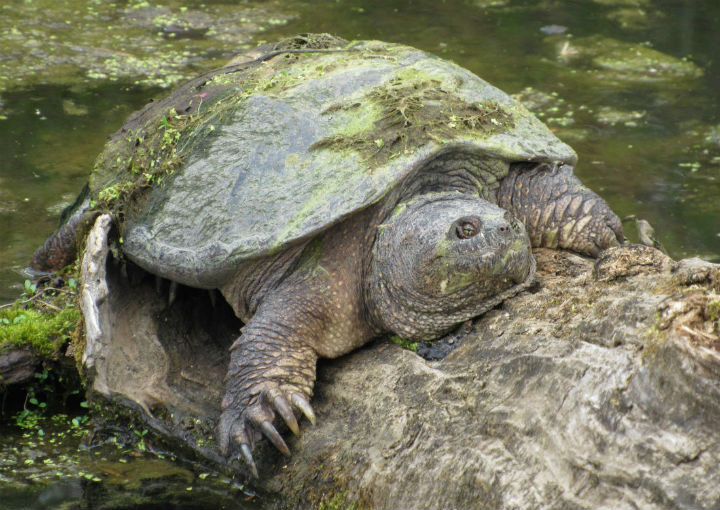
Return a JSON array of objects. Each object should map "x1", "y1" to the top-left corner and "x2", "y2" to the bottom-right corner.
[
  {"x1": 498, "y1": 162, "x2": 624, "y2": 257},
  {"x1": 218, "y1": 381, "x2": 316, "y2": 477},
  {"x1": 217, "y1": 312, "x2": 318, "y2": 476}
]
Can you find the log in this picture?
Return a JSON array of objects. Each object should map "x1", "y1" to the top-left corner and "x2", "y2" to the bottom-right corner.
[{"x1": 79, "y1": 213, "x2": 720, "y2": 509}]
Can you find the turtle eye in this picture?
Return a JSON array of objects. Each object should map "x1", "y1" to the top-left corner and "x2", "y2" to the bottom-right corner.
[{"x1": 454, "y1": 217, "x2": 481, "y2": 239}]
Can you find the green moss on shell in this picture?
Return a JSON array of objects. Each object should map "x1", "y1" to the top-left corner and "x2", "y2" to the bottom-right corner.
[
  {"x1": 88, "y1": 40, "x2": 350, "y2": 230},
  {"x1": 310, "y1": 72, "x2": 515, "y2": 167},
  {"x1": 92, "y1": 106, "x2": 191, "y2": 216}
]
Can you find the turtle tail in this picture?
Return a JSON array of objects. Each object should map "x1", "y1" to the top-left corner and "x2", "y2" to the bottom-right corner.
[{"x1": 30, "y1": 184, "x2": 99, "y2": 273}]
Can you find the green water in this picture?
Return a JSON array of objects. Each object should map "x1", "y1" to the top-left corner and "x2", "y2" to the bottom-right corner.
[
  {"x1": 1, "y1": 0, "x2": 719, "y2": 507},
  {"x1": 0, "y1": 414, "x2": 257, "y2": 510}
]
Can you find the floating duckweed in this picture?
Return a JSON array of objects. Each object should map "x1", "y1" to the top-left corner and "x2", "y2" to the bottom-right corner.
[
  {"x1": 679, "y1": 161, "x2": 702, "y2": 173},
  {"x1": 555, "y1": 35, "x2": 704, "y2": 82},
  {"x1": 0, "y1": 0, "x2": 296, "y2": 95}
]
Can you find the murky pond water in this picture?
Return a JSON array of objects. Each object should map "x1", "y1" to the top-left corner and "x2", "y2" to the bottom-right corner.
[
  {"x1": 1, "y1": 0, "x2": 719, "y2": 507},
  {"x1": 0, "y1": 416, "x2": 258, "y2": 510}
]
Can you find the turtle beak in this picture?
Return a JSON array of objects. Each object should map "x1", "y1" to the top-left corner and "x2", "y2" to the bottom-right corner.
[{"x1": 473, "y1": 213, "x2": 532, "y2": 285}]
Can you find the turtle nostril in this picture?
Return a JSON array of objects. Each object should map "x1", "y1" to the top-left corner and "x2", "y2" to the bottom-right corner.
[{"x1": 501, "y1": 211, "x2": 523, "y2": 235}]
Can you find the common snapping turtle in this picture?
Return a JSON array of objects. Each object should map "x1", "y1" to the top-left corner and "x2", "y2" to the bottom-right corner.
[{"x1": 32, "y1": 35, "x2": 623, "y2": 476}]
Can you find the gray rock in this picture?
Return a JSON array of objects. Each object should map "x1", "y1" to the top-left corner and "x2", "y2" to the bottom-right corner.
[
  {"x1": 0, "y1": 348, "x2": 37, "y2": 385},
  {"x1": 79, "y1": 214, "x2": 720, "y2": 508}
]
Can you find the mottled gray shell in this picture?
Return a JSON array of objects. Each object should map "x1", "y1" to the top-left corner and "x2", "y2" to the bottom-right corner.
[{"x1": 120, "y1": 40, "x2": 576, "y2": 288}]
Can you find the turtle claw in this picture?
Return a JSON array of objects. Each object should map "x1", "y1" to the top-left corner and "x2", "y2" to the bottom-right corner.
[
  {"x1": 220, "y1": 335, "x2": 318, "y2": 472},
  {"x1": 273, "y1": 395, "x2": 300, "y2": 435},
  {"x1": 260, "y1": 421, "x2": 291, "y2": 456},
  {"x1": 219, "y1": 384, "x2": 315, "y2": 474},
  {"x1": 219, "y1": 409, "x2": 261, "y2": 477},
  {"x1": 168, "y1": 280, "x2": 179, "y2": 307},
  {"x1": 241, "y1": 443, "x2": 259, "y2": 478},
  {"x1": 291, "y1": 393, "x2": 316, "y2": 425}
]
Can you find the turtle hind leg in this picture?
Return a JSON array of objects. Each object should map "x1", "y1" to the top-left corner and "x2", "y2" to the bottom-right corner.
[
  {"x1": 497, "y1": 163, "x2": 624, "y2": 257},
  {"x1": 218, "y1": 319, "x2": 318, "y2": 477},
  {"x1": 30, "y1": 189, "x2": 98, "y2": 272}
]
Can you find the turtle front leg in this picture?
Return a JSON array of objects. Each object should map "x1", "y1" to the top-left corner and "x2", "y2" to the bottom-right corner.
[
  {"x1": 218, "y1": 319, "x2": 317, "y2": 477},
  {"x1": 497, "y1": 162, "x2": 623, "y2": 257}
]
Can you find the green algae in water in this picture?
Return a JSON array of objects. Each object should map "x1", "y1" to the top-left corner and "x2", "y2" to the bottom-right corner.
[
  {"x1": 0, "y1": 0, "x2": 296, "y2": 94},
  {"x1": 0, "y1": 416, "x2": 259, "y2": 510},
  {"x1": 549, "y1": 34, "x2": 704, "y2": 83},
  {"x1": 1, "y1": 366, "x2": 259, "y2": 509}
]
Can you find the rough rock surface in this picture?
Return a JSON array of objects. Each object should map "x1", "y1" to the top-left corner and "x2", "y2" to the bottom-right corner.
[
  {"x1": 0, "y1": 348, "x2": 37, "y2": 386},
  {"x1": 80, "y1": 216, "x2": 720, "y2": 509}
]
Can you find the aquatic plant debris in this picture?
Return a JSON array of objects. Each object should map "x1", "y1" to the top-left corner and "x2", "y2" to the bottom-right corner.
[
  {"x1": 0, "y1": 0, "x2": 295, "y2": 95},
  {"x1": 550, "y1": 35, "x2": 703, "y2": 82}
]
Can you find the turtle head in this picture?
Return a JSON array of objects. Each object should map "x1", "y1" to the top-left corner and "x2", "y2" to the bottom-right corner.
[{"x1": 367, "y1": 192, "x2": 535, "y2": 341}]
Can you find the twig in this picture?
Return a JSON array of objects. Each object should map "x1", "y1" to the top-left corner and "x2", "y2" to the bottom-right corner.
[
  {"x1": 679, "y1": 324, "x2": 719, "y2": 342},
  {"x1": 36, "y1": 300, "x2": 62, "y2": 312},
  {"x1": 0, "y1": 288, "x2": 76, "y2": 311}
]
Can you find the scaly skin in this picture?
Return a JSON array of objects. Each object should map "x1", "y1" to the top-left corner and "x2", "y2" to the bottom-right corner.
[
  {"x1": 217, "y1": 207, "x2": 380, "y2": 476},
  {"x1": 216, "y1": 192, "x2": 537, "y2": 475},
  {"x1": 30, "y1": 196, "x2": 97, "y2": 273},
  {"x1": 497, "y1": 162, "x2": 624, "y2": 256}
]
